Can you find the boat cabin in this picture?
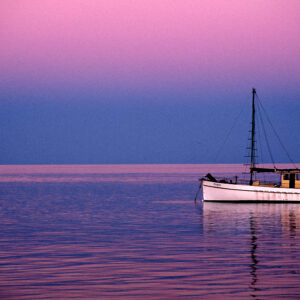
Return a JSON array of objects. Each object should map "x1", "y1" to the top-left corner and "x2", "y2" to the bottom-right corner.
[
  {"x1": 251, "y1": 167, "x2": 300, "y2": 189},
  {"x1": 281, "y1": 171, "x2": 300, "y2": 189}
]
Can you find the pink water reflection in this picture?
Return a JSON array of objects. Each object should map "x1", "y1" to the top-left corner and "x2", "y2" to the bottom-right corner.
[
  {"x1": 0, "y1": 164, "x2": 298, "y2": 183},
  {"x1": 1, "y1": 166, "x2": 300, "y2": 298}
]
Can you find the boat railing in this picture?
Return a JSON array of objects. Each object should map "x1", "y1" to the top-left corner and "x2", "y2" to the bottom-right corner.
[{"x1": 208, "y1": 175, "x2": 281, "y2": 187}]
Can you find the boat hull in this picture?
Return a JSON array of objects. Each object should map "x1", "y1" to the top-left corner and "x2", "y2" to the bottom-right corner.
[{"x1": 202, "y1": 180, "x2": 300, "y2": 202}]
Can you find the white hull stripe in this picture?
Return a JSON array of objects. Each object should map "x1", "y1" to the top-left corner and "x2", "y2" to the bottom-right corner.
[{"x1": 204, "y1": 183, "x2": 300, "y2": 195}]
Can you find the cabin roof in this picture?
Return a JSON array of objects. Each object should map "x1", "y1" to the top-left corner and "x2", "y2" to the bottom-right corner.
[{"x1": 251, "y1": 167, "x2": 300, "y2": 174}]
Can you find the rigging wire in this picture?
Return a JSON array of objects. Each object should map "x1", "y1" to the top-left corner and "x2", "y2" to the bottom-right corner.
[
  {"x1": 214, "y1": 103, "x2": 246, "y2": 163},
  {"x1": 256, "y1": 105, "x2": 264, "y2": 164},
  {"x1": 243, "y1": 118, "x2": 253, "y2": 181},
  {"x1": 256, "y1": 104, "x2": 267, "y2": 183},
  {"x1": 243, "y1": 99, "x2": 258, "y2": 181},
  {"x1": 256, "y1": 94, "x2": 298, "y2": 169},
  {"x1": 256, "y1": 100, "x2": 276, "y2": 168}
]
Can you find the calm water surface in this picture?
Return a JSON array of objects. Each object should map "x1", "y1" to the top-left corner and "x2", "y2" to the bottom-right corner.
[{"x1": 0, "y1": 164, "x2": 300, "y2": 299}]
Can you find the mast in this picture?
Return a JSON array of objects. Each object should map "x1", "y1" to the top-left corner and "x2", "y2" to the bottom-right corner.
[{"x1": 250, "y1": 88, "x2": 256, "y2": 185}]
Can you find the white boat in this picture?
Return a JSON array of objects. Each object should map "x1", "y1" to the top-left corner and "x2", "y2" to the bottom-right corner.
[
  {"x1": 203, "y1": 179, "x2": 300, "y2": 202},
  {"x1": 200, "y1": 89, "x2": 300, "y2": 202}
]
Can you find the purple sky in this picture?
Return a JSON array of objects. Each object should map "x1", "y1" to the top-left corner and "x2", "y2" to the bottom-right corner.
[{"x1": 0, "y1": 0, "x2": 299, "y2": 164}]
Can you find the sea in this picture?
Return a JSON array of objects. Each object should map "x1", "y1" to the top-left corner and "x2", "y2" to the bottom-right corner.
[{"x1": 1, "y1": 164, "x2": 300, "y2": 299}]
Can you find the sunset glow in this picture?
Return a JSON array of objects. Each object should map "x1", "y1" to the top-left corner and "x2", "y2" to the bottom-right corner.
[
  {"x1": 0, "y1": 1, "x2": 299, "y2": 164},
  {"x1": 1, "y1": 0, "x2": 300, "y2": 99}
]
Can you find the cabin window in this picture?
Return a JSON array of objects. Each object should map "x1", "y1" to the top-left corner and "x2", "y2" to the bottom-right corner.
[
  {"x1": 297, "y1": 174, "x2": 300, "y2": 180},
  {"x1": 284, "y1": 174, "x2": 289, "y2": 180}
]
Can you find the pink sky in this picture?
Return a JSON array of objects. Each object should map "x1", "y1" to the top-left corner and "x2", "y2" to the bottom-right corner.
[{"x1": 1, "y1": 0, "x2": 300, "y2": 98}]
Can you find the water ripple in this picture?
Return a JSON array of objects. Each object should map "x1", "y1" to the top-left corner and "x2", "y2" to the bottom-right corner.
[{"x1": 0, "y1": 165, "x2": 300, "y2": 298}]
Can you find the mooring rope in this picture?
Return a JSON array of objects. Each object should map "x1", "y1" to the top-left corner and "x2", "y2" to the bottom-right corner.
[{"x1": 194, "y1": 180, "x2": 203, "y2": 202}]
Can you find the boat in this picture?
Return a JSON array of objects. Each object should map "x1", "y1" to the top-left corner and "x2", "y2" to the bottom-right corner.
[{"x1": 200, "y1": 88, "x2": 300, "y2": 202}]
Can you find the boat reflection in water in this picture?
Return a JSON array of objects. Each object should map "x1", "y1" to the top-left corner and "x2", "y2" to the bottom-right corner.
[
  {"x1": 202, "y1": 202, "x2": 300, "y2": 299},
  {"x1": 2, "y1": 164, "x2": 300, "y2": 299}
]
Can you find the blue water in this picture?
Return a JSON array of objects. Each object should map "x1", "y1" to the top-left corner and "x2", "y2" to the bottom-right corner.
[{"x1": 0, "y1": 165, "x2": 300, "y2": 299}]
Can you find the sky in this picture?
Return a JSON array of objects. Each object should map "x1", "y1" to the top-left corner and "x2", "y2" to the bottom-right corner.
[{"x1": 0, "y1": 0, "x2": 299, "y2": 164}]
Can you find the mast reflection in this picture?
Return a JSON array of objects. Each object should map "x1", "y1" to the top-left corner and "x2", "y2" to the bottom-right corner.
[
  {"x1": 202, "y1": 202, "x2": 300, "y2": 298},
  {"x1": 249, "y1": 213, "x2": 259, "y2": 297},
  {"x1": 202, "y1": 202, "x2": 262, "y2": 298}
]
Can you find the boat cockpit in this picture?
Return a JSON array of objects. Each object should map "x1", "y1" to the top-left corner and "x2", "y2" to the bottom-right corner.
[{"x1": 251, "y1": 168, "x2": 300, "y2": 189}]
